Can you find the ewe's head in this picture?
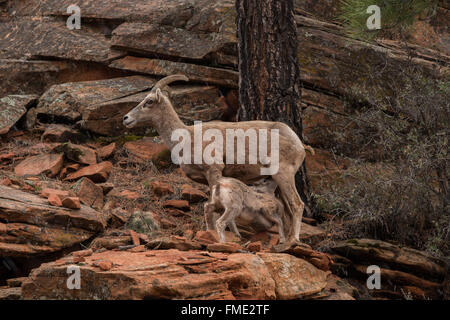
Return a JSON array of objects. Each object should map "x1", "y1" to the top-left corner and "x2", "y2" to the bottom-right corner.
[{"x1": 123, "y1": 74, "x2": 189, "y2": 128}]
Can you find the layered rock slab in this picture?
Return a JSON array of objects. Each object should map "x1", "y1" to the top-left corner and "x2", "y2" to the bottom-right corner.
[
  {"x1": 21, "y1": 249, "x2": 331, "y2": 300},
  {"x1": 0, "y1": 185, "x2": 106, "y2": 257},
  {"x1": 0, "y1": 95, "x2": 38, "y2": 135}
]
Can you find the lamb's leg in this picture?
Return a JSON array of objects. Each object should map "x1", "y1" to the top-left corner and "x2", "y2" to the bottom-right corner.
[
  {"x1": 215, "y1": 207, "x2": 238, "y2": 243},
  {"x1": 203, "y1": 202, "x2": 216, "y2": 230},
  {"x1": 272, "y1": 172, "x2": 304, "y2": 244},
  {"x1": 274, "y1": 215, "x2": 286, "y2": 244},
  {"x1": 261, "y1": 208, "x2": 286, "y2": 244}
]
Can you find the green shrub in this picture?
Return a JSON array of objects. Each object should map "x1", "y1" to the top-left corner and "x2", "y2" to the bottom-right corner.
[
  {"x1": 339, "y1": 0, "x2": 438, "y2": 40},
  {"x1": 317, "y1": 67, "x2": 449, "y2": 257}
]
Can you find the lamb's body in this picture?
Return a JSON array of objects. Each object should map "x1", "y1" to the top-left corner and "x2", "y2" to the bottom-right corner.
[{"x1": 204, "y1": 177, "x2": 285, "y2": 243}]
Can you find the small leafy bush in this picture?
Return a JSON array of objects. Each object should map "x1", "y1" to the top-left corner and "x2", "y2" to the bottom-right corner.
[{"x1": 316, "y1": 66, "x2": 449, "y2": 257}]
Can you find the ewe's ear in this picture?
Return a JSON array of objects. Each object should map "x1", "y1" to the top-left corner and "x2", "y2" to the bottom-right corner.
[{"x1": 155, "y1": 88, "x2": 163, "y2": 103}]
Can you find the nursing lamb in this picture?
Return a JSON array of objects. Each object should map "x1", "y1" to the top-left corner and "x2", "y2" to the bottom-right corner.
[{"x1": 204, "y1": 177, "x2": 285, "y2": 243}]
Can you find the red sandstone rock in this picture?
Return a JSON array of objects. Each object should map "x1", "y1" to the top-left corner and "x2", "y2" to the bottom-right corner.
[
  {"x1": 62, "y1": 197, "x2": 81, "y2": 210},
  {"x1": 64, "y1": 161, "x2": 113, "y2": 182},
  {"x1": 53, "y1": 143, "x2": 97, "y2": 165},
  {"x1": 72, "y1": 177, "x2": 104, "y2": 210},
  {"x1": 98, "y1": 261, "x2": 112, "y2": 271},
  {"x1": 162, "y1": 199, "x2": 190, "y2": 211},
  {"x1": 0, "y1": 177, "x2": 12, "y2": 186},
  {"x1": 40, "y1": 188, "x2": 73, "y2": 200},
  {"x1": 0, "y1": 185, "x2": 106, "y2": 257},
  {"x1": 247, "y1": 241, "x2": 262, "y2": 252},
  {"x1": 42, "y1": 124, "x2": 86, "y2": 143},
  {"x1": 129, "y1": 230, "x2": 140, "y2": 246},
  {"x1": 47, "y1": 193, "x2": 62, "y2": 207},
  {"x1": 21, "y1": 249, "x2": 335, "y2": 300},
  {"x1": 181, "y1": 184, "x2": 208, "y2": 203},
  {"x1": 14, "y1": 153, "x2": 64, "y2": 177},
  {"x1": 150, "y1": 181, "x2": 174, "y2": 197},
  {"x1": 207, "y1": 242, "x2": 243, "y2": 253},
  {"x1": 97, "y1": 143, "x2": 116, "y2": 159},
  {"x1": 73, "y1": 249, "x2": 93, "y2": 258},
  {"x1": 123, "y1": 138, "x2": 168, "y2": 162}
]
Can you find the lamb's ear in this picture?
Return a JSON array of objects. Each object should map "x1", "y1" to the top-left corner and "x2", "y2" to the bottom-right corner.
[{"x1": 155, "y1": 88, "x2": 163, "y2": 103}]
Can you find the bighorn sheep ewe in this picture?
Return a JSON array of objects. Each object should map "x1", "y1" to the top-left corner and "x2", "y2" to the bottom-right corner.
[
  {"x1": 204, "y1": 177, "x2": 285, "y2": 243},
  {"x1": 123, "y1": 75, "x2": 313, "y2": 244}
]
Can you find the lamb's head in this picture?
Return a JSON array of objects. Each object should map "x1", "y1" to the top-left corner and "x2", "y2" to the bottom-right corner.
[{"x1": 122, "y1": 74, "x2": 189, "y2": 128}]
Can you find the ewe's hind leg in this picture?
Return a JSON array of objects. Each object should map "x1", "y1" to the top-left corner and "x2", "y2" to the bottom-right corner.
[
  {"x1": 273, "y1": 173, "x2": 304, "y2": 243},
  {"x1": 203, "y1": 202, "x2": 216, "y2": 230}
]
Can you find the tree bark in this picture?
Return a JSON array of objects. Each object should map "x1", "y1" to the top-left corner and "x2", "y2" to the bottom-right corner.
[{"x1": 235, "y1": 0, "x2": 312, "y2": 214}]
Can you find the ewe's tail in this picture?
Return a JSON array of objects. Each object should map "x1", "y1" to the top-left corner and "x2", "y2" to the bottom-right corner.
[{"x1": 304, "y1": 145, "x2": 315, "y2": 156}]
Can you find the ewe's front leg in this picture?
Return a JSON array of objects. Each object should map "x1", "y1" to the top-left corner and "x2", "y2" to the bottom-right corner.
[{"x1": 273, "y1": 172, "x2": 304, "y2": 244}]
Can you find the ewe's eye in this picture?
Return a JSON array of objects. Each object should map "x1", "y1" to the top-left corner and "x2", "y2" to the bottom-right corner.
[{"x1": 143, "y1": 99, "x2": 153, "y2": 108}]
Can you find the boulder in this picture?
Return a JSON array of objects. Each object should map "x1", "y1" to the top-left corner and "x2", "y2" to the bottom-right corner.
[
  {"x1": 0, "y1": 95, "x2": 38, "y2": 135},
  {"x1": 0, "y1": 185, "x2": 106, "y2": 257},
  {"x1": 36, "y1": 76, "x2": 156, "y2": 122},
  {"x1": 21, "y1": 248, "x2": 336, "y2": 300},
  {"x1": 14, "y1": 153, "x2": 64, "y2": 177}
]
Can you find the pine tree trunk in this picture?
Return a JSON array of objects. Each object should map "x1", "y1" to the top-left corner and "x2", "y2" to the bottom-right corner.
[{"x1": 235, "y1": 0, "x2": 312, "y2": 213}]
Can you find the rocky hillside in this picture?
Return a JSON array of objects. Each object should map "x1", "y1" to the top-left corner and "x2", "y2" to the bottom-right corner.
[{"x1": 0, "y1": 0, "x2": 449, "y2": 300}]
